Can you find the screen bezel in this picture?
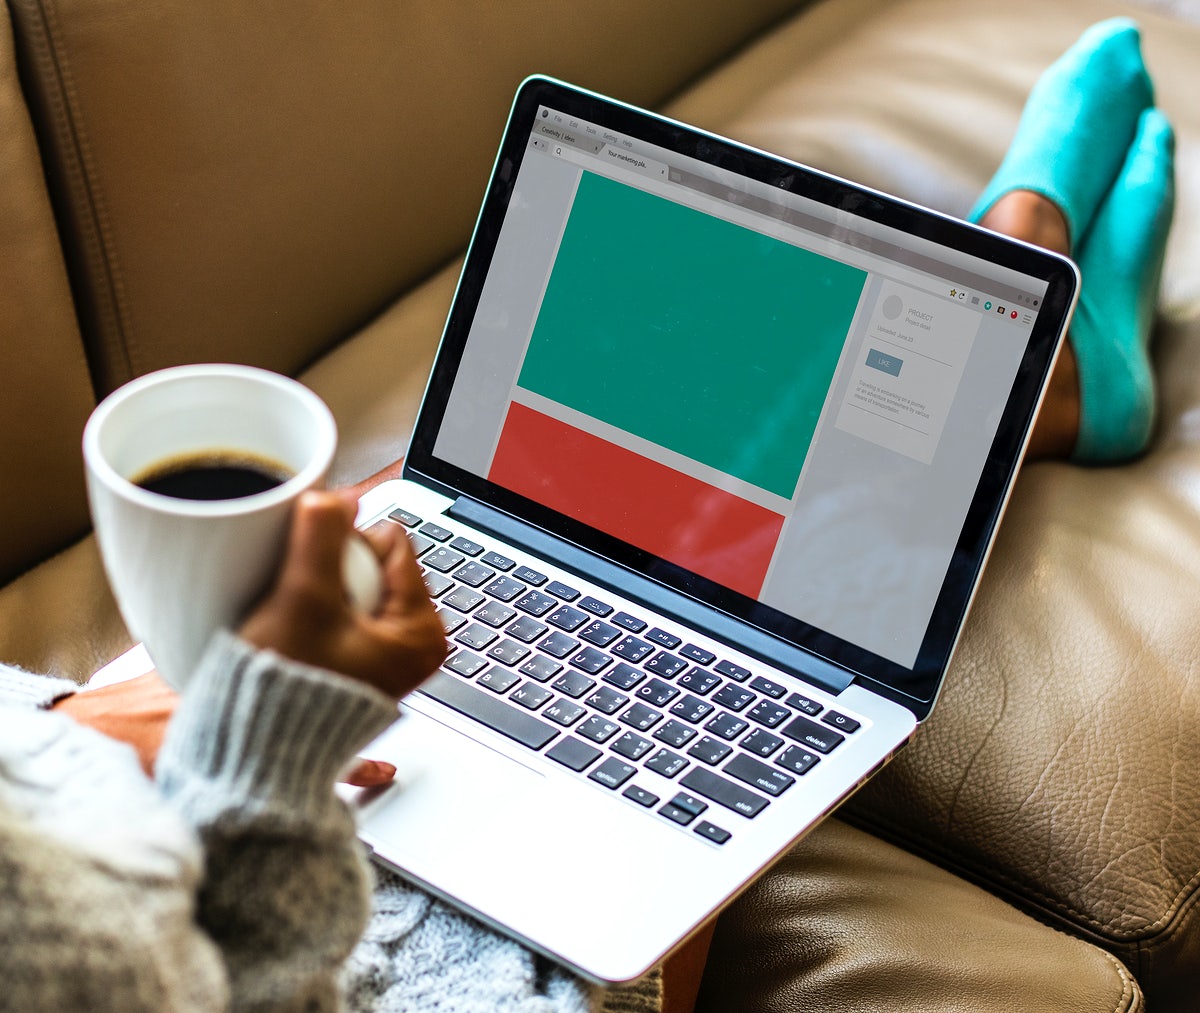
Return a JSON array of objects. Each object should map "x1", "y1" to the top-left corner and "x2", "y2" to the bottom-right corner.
[{"x1": 404, "y1": 75, "x2": 1077, "y2": 715}]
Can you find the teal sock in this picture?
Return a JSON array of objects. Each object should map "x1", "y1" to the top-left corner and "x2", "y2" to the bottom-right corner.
[
  {"x1": 969, "y1": 18, "x2": 1153, "y2": 245},
  {"x1": 1072, "y1": 107, "x2": 1175, "y2": 462}
]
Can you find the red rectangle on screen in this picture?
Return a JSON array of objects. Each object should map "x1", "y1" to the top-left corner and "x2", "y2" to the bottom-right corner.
[{"x1": 488, "y1": 402, "x2": 784, "y2": 599}]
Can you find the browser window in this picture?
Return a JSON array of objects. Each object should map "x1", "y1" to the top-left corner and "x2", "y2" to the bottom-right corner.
[{"x1": 434, "y1": 105, "x2": 1049, "y2": 669}]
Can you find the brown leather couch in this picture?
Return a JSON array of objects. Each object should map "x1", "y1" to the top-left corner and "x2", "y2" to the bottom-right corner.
[{"x1": 1, "y1": 1, "x2": 1196, "y2": 1009}]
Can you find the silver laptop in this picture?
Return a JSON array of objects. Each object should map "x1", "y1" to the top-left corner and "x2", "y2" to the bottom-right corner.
[{"x1": 347, "y1": 75, "x2": 1077, "y2": 984}]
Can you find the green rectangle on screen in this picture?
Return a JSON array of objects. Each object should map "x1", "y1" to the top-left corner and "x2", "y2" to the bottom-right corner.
[{"x1": 517, "y1": 172, "x2": 866, "y2": 499}]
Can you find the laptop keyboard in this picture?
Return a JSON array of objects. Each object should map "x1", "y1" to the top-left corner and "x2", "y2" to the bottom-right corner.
[{"x1": 388, "y1": 508, "x2": 863, "y2": 847}]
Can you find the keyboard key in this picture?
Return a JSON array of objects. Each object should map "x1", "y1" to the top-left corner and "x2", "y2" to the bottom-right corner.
[
  {"x1": 585, "y1": 686, "x2": 629, "y2": 715},
  {"x1": 611, "y1": 731, "x2": 654, "y2": 761},
  {"x1": 511, "y1": 683, "x2": 554, "y2": 710},
  {"x1": 679, "y1": 766, "x2": 769, "y2": 818},
  {"x1": 680, "y1": 644, "x2": 716, "y2": 665},
  {"x1": 456, "y1": 623, "x2": 498, "y2": 651},
  {"x1": 552, "y1": 670, "x2": 596, "y2": 698},
  {"x1": 419, "y1": 671, "x2": 557, "y2": 750},
  {"x1": 444, "y1": 650, "x2": 488, "y2": 679},
  {"x1": 449, "y1": 536, "x2": 484, "y2": 556},
  {"x1": 822, "y1": 710, "x2": 861, "y2": 734},
  {"x1": 577, "y1": 715, "x2": 620, "y2": 743},
  {"x1": 704, "y1": 712, "x2": 749, "y2": 741},
  {"x1": 749, "y1": 675, "x2": 788, "y2": 699},
  {"x1": 453, "y1": 561, "x2": 496, "y2": 587},
  {"x1": 620, "y1": 702, "x2": 663, "y2": 732},
  {"x1": 645, "y1": 652, "x2": 688, "y2": 679},
  {"x1": 611, "y1": 611, "x2": 647, "y2": 633},
  {"x1": 659, "y1": 802, "x2": 698, "y2": 826},
  {"x1": 419, "y1": 522, "x2": 453, "y2": 542},
  {"x1": 578, "y1": 596, "x2": 613, "y2": 617},
  {"x1": 547, "y1": 605, "x2": 588, "y2": 631},
  {"x1": 423, "y1": 547, "x2": 465, "y2": 573},
  {"x1": 646, "y1": 749, "x2": 689, "y2": 778},
  {"x1": 487, "y1": 639, "x2": 531, "y2": 667},
  {"x1": 443, "y1": 586, "x2": 485, "y2": 613},
  {"x1": 579, "y1": 620, "x2": 620, "y2": 647},
  {"x1": 741, "y1": 728, "x2": 784, "y2": 757},
  {"x1": 569, "y1": 646, "x2": 612, "y2": 675},
  {"x1": 714, "y1": 659, "x2": 751, "y2": 682},
  {"x1": 484, "y1": 576, "x2": 527, "y2": 602},
  {"x1": 653, "y1": 719, "x2": 697, "y2": 749},
  {"x1": 723, "y1": 753, "x2": 796, "y2": 797},
  {"x1": 506, "y1": 616, "x2": 548, "y2": 643},
  {"x1": 678, "y1": 668, "x2": 722, "y2": 695},
  {"x1": 646, "y1": 628, "x2": 682, "y2": 649},
  {"x1": 694, "y1": 821, "x2": 732, "y2": 845},
  {"x1": 636, "y1": 678, "x2": 679, "y2": 708},
  {"x1": 712, "y1": 684, "x2": 755, "y2": 712},
  {"x1": 780, "y1": 714, "x2": 845, "y2": 754},
  {"x1": 611, "y1": 636, "x2": 654, "y2": 663},
  {"x1": 776, "y1": 745, "x2": 820, "y2": 775},
  {"x1": 603, "y1": 663, "x2": 644, "y2": 690},
  {"x1": 589, "y1": 756, "x2": 636, "y2": 789},
  {"x1": 622, "y1": 784, "x2": 659, "y2": 807},
  {"x1": 669, "y1": 694, "x2": 714, "y2": 724},
  {"x1": 387, "y1": 508, "x2": 422, "y2": 527},
  {"x1": 668, "y1": 791, "x2": 708, "y2": 819},
  {"x1": 515, "y1": 590, "x2": 558, "y2": 617},
  {"x1": 408, "y1": 533, "x2": 435, "y2": 557},
  {"x1": 481, "y1": 550, "x2": 516, "y2": 571},
  {"x1": 478, "y1": 668, "x2": 521, "y2": 694},
  {"x1": 437, "y1": 608, "x2": 467, "y2": 635},
  {"x1": 539, "y1": 631, "x2": 580, "y2": 658},
  {"x1": 518, "y1": 654, "x2": 562, "y2": 683},
  {"x1": 545, "y1": 580, "x2": 579, "y2": 601},
  {"x1": 544, "y1": 699, "x2": 587, "y2": 726},
  {"x1": 422, "y1": 571, "x2": 454, "y2": 598},
  {"x1": 547, "y1": 736, "x2": 602, "y2": 772},
  {"x1": 475, "y1": 602, "x2": 517, "y2": 628},
  {"x1": 687, "y1": 736, "x2": 733, "y2": 766},
  {"x1": 785, "y1": 692, "x2": 824, "y2": 716},
  {"x1": 747, "y1": 700, "x2": 791, "y2": 729},
  {"x1": 514, "y1": 565, "x2": 548, "y2": 586}
]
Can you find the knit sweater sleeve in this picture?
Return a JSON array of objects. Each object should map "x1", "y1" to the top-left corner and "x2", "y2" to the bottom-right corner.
[
  {"x1": 0, "y1": 634, "x2": 396, "y2": 1013},
  {"x1": 155, "y1": 631, "x2": 398, "y2": 1011}
]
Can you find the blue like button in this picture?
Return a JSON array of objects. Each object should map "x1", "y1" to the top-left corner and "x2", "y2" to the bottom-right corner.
[{"x1": 866, "y1": 348, "x2": 903, "y2": 377}]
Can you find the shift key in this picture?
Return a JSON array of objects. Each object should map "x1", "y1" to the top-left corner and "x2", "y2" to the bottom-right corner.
[
  {"x1": 680, "y1": 767, "x2": 770, "y2": 818},
  {"x1": 419, "y1": 671, "x2": 559, "y2": 750}
]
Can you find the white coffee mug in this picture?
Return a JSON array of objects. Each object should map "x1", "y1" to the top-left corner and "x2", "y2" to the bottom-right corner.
[{"x1": 83, "y1": 363, "x2": 380, "y2": 690}]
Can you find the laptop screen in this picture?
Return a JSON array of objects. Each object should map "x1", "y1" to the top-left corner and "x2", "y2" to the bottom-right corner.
[{"x1": 408, "y1": 77, "x2": 1075, "y2": 711}]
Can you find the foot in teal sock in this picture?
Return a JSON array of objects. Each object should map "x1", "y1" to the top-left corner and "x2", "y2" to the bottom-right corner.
[
  {"x1": 970, "y1": 18, "x2": 1153, "y2": 246},
  {"x1": 1071, "y1": 107, "x2": 1175, "y2": 462}
]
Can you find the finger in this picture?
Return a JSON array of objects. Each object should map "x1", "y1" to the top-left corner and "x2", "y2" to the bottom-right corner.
[
  {"x1": 281, "y1": 491, "x2": 356, "y2": 594},
  {"x1": 341, "y1": 757, "x2": 398, "y2": 787},
  {"x1": 374, "y1": 525, "x2": 433, "y2": 617}
]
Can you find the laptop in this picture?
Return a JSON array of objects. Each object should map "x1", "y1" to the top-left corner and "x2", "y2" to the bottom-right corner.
[{"x1": 347, "y1": 75, "x2": 1078, "y2": 984}]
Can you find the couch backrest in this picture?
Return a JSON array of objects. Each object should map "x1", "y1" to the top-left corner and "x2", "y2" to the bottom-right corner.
[
  {"x1": 8, "y1": 0, "x2": 802, "y2": 397},
  {"x1": 0, "y1": 3, "x2": 93, "y2": 585}
]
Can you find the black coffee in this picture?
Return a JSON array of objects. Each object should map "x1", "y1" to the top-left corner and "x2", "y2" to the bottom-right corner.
[{"x1": 133, "y1": 451, "x2": 294, "y2": 501}]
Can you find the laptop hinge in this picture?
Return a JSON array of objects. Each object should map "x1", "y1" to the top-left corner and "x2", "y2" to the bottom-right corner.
[{"x1": 446, "y1": 496, "x2": 854, "y2": 696}]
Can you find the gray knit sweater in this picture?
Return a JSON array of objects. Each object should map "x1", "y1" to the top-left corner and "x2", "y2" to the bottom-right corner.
[{"x1": 0, "y1": 636, "x2": 661, "y2": 1012}]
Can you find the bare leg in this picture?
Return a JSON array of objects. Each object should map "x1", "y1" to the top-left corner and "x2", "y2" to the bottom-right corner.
[{"x1": 978, "y1": 190, "x2": 1081, "y2": 460}]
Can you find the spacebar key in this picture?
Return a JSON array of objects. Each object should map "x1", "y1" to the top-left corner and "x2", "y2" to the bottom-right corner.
[{"x1": 418, "y1": 671, "x2": 559, "y2": 750}]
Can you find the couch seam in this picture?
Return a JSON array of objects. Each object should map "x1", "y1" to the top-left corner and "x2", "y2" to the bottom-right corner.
[
  {"x1": 1100, "y1": 949, "x2": 1140, "y2": 1013},
  {"x1": 21, "y1": 0, "x2": 135, "y2": 388}
]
